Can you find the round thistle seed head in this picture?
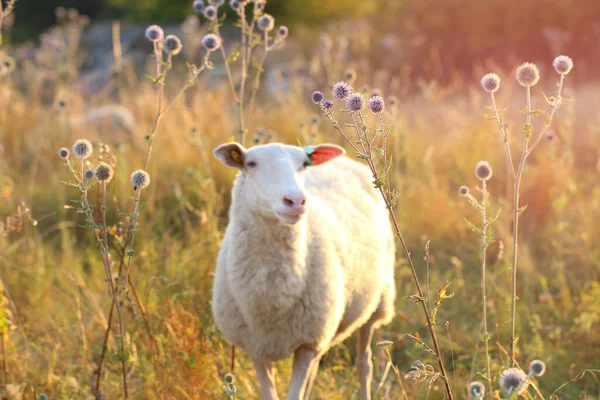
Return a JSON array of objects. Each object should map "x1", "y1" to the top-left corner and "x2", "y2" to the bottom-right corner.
[
  {"x1": 332, "y1": 81, "x2": 352, "y2": 100},
  {"x1": 277, "y1": 26, "x2": 289, "y2": 39},
  {"x1": 202, "y1": 33, "x2": 222, "y2": 52},
  {"x1": 254, "y1": 0, "x2": 265, "y2": 13},
  {"x1": 346, "y1": 93, "x2": 365, "y2": 112},
  {"x1": 229, "y1": 0, "x2": 240, "y2": 10},
  {"x1": 84, "y1": 169, "x2": 95, "y2": 180},
  {"x1": 59, "y1": 147, "x2": 70, "y2": 159},
  {"x1": 37, "y1": 394, "x2": 49, "y2": 400},
  {"x1": 203, "y1": 5, "x2": 218, "y2": 20},
  {"x1": 164, "y1": 35, "x2": 183, "y2": 55},
  {"x1": 481, "y1": 73, "x2": 501, "y2": 93},
  {"x1": 130, "y1": 170, "x2": 151, "y2": 190},
  {"x1": 95, "y1": 162, "x2": 114, "y2": 183},
  {"x1": 224, "y1": 373, "x2": 235, "y2": 384},
  {"x1": 257, "y1": 14, "x2": 275, "y2": 31},
  {"x1": 516, "y1": 62, "x2": 540, "y2": 87},
  {"x1": 73, "y1": 139, "x2": 93, "y2": 159},
  {"x1": 192, "y1": 0, "x2": 205, "y2": 12},
  {"x1": 529, "y1": 360, "x2": 546, "y2": 377},
  {"x1": 475, "y1": 161, "x2": 493, "y2": 181},
  {"x1": 145, "y1": 25, "x2": 164, "y2": 42},
  {"x1": 311, "y1": 91, "x2": 324, "y2": 104},
  {"x1": 209, "y1": 0, "x2": 224, "y2": 6},
  {"x1": 499, "y1": 368, "x2": 529, "y2": 395},
  {"x1": 553, "y1": 55, "x2": 573, "y2": 75},
  {"x1": 368, "y1": 95, "x2": 385, "y2": 114},
  {"x1": 468, "y1": 381, "x2": 485, "y2": 399},
  {"x1": 459, "y1": 185, "x2": 469, "y2": 196},
  {"x1": 321, "y1": 99, "x2": 334, "y2": 111}
]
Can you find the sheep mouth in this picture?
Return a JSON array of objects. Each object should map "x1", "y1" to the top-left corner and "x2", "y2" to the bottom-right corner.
[{"x1": 275, "y1": 211, "x2": 305, "y2": 224}]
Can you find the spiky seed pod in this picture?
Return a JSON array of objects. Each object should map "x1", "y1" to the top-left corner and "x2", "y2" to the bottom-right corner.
[
  {"x1": 516, "y1": 62, "x2": 540, "y2": 87},
  {"x1": 37, "y1": 394, "x2": 49, "y2": 400},
  {"x1": 203, "y1": 5, "x2": 217, "y2": 20},
  {"x1": 368, "y1": 96, "x2": 385, "y2": 114},
  {"x1": 95, "y1": 162, "x2": 114, "y2": 183},
  {"x1": 481, "y1": 73, "x2": 501, "y2": 93},
  {"x1": 257, "y1": 14, "x2": 275, "y2": 31},
  {"x1": 59, "y1": 147, "x2": 70, "y2": 159},
  {"x1": 459, "y1": 186, "x2": 469, "y2": 196},
  {"x1": 321, "y1": 99, "x2": 334, "y2": 111},
  {"x1": 553, "y1": 55, "x2": 573, "y2": 75},
  {"x1": 468, "y1": 381, "x2": 485, "y2": 399},
  {"x1": 193, "y1": 0, "x2": 205, "y2": 12},
  {"x1": 209, "y1": 0, "x2": 224, "y2": 6},
  {"x1": 164, "y1": 35, "x2": 183, "y2": 55},
  {"x1": 311, "y1": 91, "x2": 324, "y2": 104},
  {"x1": 130, "y1": 170, "x2": 151, "y2": 189},
  {"x1": 346, "y1": 93, "x2": 365, "y2": 112},
  {"x1": 475, "y1": 161, "x2": 493, "y2": 181},
  {"x1": 529, "y1": 360, "x2": 547, "y2": 377},
  {"x1": 277, "y1": 26, "x2": 289, "y2": 39},
  {"x1": 145, "y1": 25, "x2": 164, "y2": 42},
  {"x1": 499, "y1": 368, "x2": 529, "y2": 395},
  {"x1": 224, "y1": 374, "x2": 235, "y2": 384},
  {"x1": 229, "y1": 0, "x2": 240, "y2": 10},
  {"x1": 202, "y1": 33, "x2": 222, "y2": 51},
  {"x1": 84, "y1": 169, "x2": 95, "y2": 180},
  {"x1": 73, "y1": 139, "x2": 93, "y2": 159},
  {"x1": 254, "y1": 0, "x2": 265, "y2": 13},
  {"x1": 332, "y1": 81, "x2": 352, "y2": 100},
  {"x1": 343, "y1": 69, "x2": 357, "y2": 82}
]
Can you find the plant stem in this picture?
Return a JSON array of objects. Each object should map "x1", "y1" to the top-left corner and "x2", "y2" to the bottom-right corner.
[{"x1": 481, "y1": 179, "x2": 492, "y2": 395}]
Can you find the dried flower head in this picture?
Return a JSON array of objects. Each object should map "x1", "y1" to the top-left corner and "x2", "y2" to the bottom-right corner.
[
  {"x1": 130, "y1": 170, "x2": 151, "y2": 190},
  {"x1": 516, "y1": 62, "x2": 540, "y2": 87},
  {"x1": 84, "y1": 169, "x2": 95, "y2": 180},
  {"x1": 499, "y1": 368, "x2": 529, "y2": 395},
  {"x1": 553, "y1": 55, "x2": 573, "y2": 75},
  {"x1": 311, "y1": 91, "x2": 324, "y2": 104},
  {"x1": 257, "y1": 14, "x2": 275, "y2": 31},
  {"x1": 332, "y1": 81, "x2": 352, "y2": 100},
  {"x1": 202, "y1": 33, "x2": 222, "y2": 51},
  {"x1": 193, "y1": 0, "x2": 205, "y2": 12},
  {"x1": 145, "y1": 25, "x2": 164, "y2": 42},
  {"x1": 475, "y1": 161, "x2": 493, "y2": 181},
  {"x1": 459, "y1": 185, "x2": 469, "y2": 196},
  {"x1": 203, "y1": 5, "x2": 218, "y2": 20},
  {"x1": 346, "y1": 93, "x2": 365, "y2": 112},
  {"x1": 529, "y1": 360, "x2": 546, "y2": 377},
  {"x1": 277, "y1": 26, "x2": 289, "y2": 39},
  {"x1": 468, "y1": 381, "x2": 485, "y2": 399},
  {"x1": 229, "y1": 0, "x2": 240, "y2": 10},
  {"x1": 164, "y1": 35, "x2": 183, "y2": 55},
  {"x1": 209, "y1": 0, "x2": 225, "y2": 6},
  {"x1": 481, "y1": 73, "x2": 501, "y2": 93},
  {"x1": 321, "y1": 99, "x2": 334, "y2": 111},
  {"x1": 254, "y1": 0, "x2": 265, "y2": 13},
  {"x1": 73, "y1": 139, "x2": 93, "y2": 159},
  {"x1": 224, "y1": 374, "x2": 235, "y2": 384},
  {"x1": 368, "y1": 96, "x2": 385, "y2": 114},
  {"x1": 95, "y1": 162, "x2": 114, "y2": 183},
  {"x1": 59, "y1": 147, "x2": 70, "y2": 159}
]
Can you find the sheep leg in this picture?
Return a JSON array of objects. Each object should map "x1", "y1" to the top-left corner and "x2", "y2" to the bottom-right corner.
[
  {"x1": 302, "y1": 354, "x2": 322, "y2": 400},
  {"x1": 357, "y1": 321, "x2": 375, "y2": 400},
  {"x1": 287, "y1": 346, "x2": 318, "y2": 400},
  {"x1": 252, "y1": 358, "x2": 279, "y2": 400}
]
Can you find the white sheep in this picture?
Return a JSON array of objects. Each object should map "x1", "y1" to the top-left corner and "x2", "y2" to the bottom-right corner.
[{"x1": 212, "y1": 142, "x2": 396, "y2": 400}]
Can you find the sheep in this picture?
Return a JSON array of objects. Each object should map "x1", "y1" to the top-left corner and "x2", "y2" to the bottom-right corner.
[{"x1": 212, "y1": 141, "x2": 396, "y2": 400}]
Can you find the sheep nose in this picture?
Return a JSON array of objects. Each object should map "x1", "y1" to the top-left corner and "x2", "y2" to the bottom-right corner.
[{"x1": 283, "y1": 195, "x2": 306, "y2": 209}]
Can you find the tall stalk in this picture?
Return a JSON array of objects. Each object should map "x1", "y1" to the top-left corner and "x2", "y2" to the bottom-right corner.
[{"x1": 480, "y1": 178, "x2": 492, "y2": 394}]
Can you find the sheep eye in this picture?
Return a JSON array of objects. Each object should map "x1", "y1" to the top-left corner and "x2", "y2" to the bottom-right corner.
[
  {"x1": 246, "y1": 161, "x2": 257, "y2": 168},
  {"x1": 302, "y1": 161, "x2": 309, "y2": 169}
]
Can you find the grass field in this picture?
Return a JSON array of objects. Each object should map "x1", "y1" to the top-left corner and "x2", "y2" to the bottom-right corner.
[{"x1": 1, "y1": 2, "x2": 600, "y2": 399}]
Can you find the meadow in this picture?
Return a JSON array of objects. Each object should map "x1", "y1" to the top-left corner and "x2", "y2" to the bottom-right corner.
[{"x1": 1, "y1": 1, "x2": 600, "y2": 399}]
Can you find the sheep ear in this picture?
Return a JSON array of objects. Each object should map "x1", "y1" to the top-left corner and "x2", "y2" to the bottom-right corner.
[
  {"x1": 213, "y1": 142, "x2": 247, "y2": 168},
  {"x1": 304, "y1": 144, "x2": 345, "y2": 166}
]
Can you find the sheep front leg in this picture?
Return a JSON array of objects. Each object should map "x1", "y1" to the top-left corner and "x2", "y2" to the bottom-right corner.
[
  {"x1": 357, "y1": 321, "x2": 375, "y2": 400},
  {"x1": 286, "y1": 346, "x2": 319, "y2": 400},
  {"x1": 252, "y1": 358, "x2": 279, "y2": 400}
]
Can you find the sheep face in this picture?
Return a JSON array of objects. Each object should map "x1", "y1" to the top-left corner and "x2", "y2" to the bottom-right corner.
[{"x1": 214, "y1": 142, "x2": 345, "y2": 224}]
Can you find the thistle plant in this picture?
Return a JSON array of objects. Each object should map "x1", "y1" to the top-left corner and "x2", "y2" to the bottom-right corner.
[
  {"x1": 460, "y1": 161, "x2": 502, "y2": 397},
  {"x1": 313, "y1": 82, "x2": 454, "y2": 399},
  {"x1": 222, "y1": 373, "x2": 238, "y2": 399},
  {"x1": 193, "y1": 0, "x2": 289, "y2": 145},
  {"x1": 481, "y1": 55, "x2": 573, "y2": 365}
]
